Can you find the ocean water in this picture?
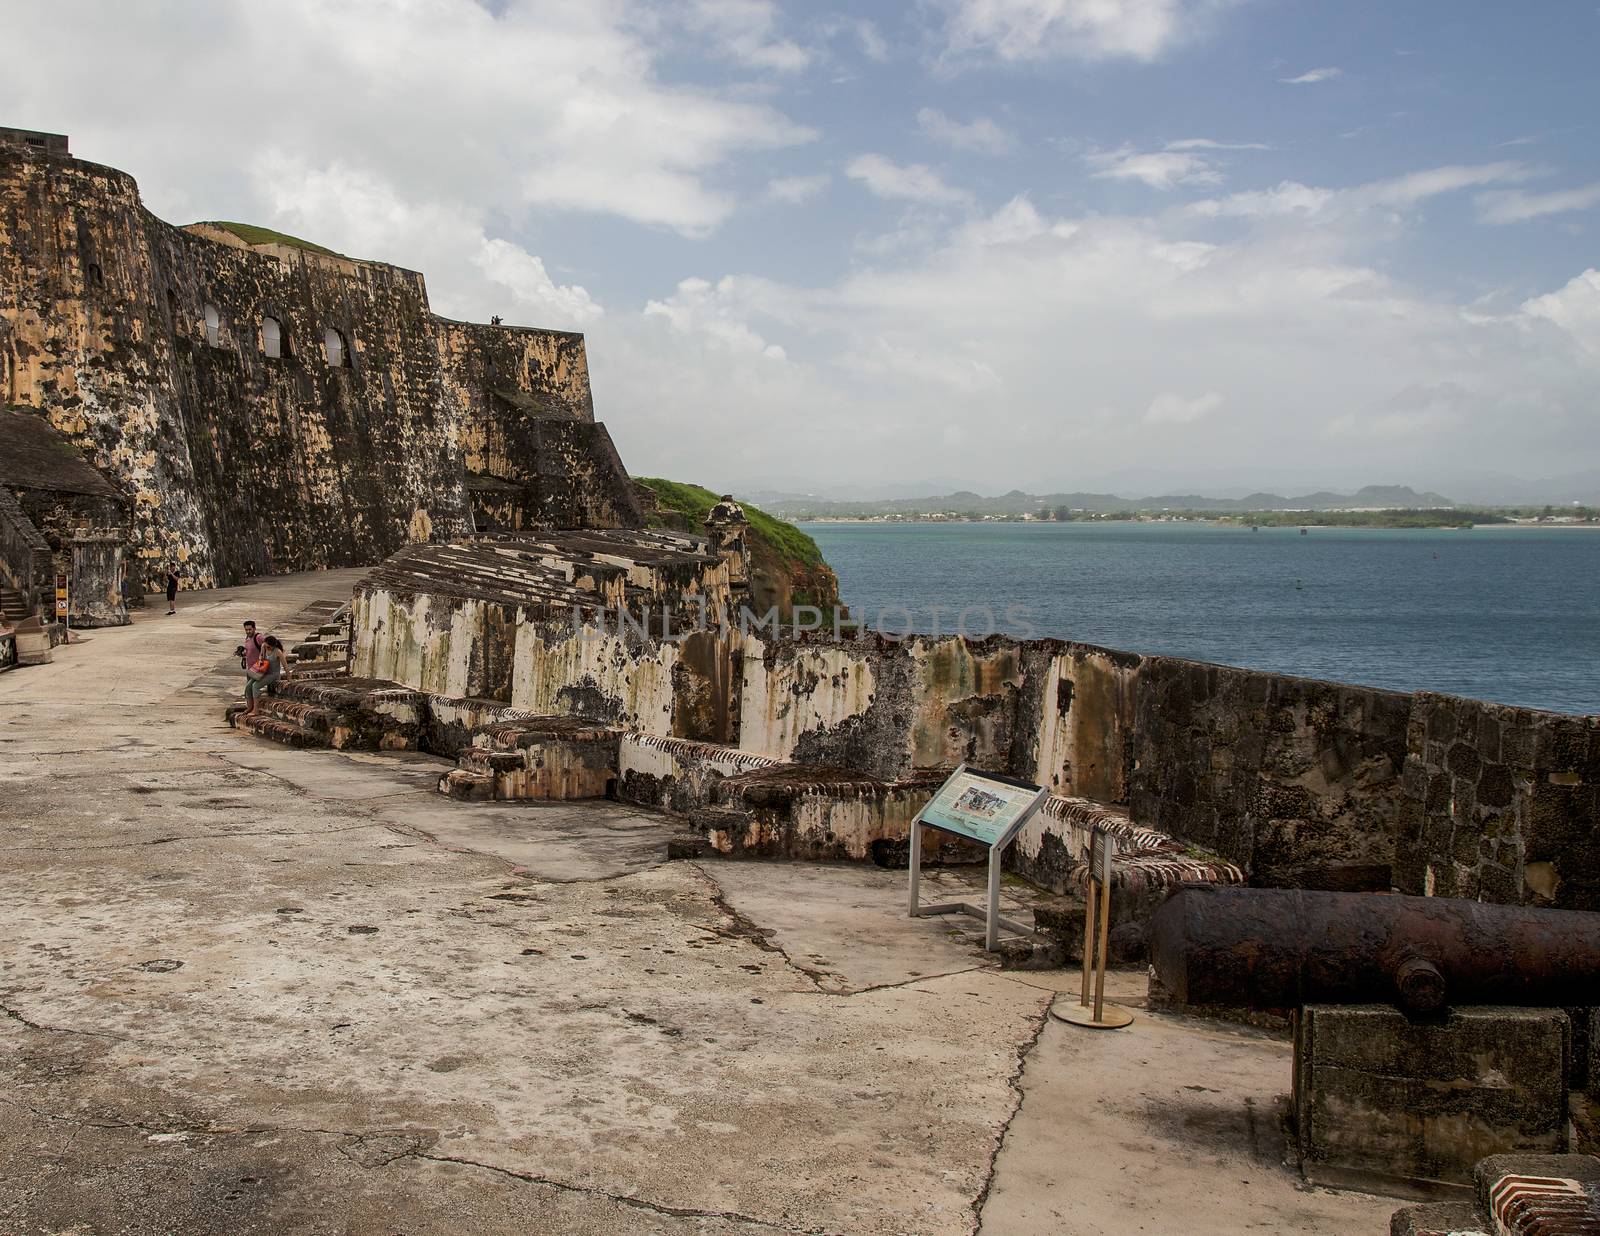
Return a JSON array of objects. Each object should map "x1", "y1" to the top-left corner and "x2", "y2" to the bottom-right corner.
[{"x1": 798, "y1": 521, "x2": 1600, "y2": 715}]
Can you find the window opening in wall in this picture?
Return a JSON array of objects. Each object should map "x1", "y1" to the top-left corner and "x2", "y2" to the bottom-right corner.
[
  {"x1": 86, "y1": 262, "x2": 103, "y2": 287},
  {"x1": 203, "y1": 303, "x2": 221, "y2": 348},
  {"x1": 323, "y1": 327, "x2": 350, "y2": 368},
  {"x1": 262, "y1": 316, "x2": 284, "y2": 359},
  {"x1": 166, "y1": 289, "x2": 179, "y2": 328}
]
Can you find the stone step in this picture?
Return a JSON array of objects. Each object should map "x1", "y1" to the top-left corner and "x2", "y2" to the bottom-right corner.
[
  {"x1": 316, "y1": 624, "x2": 346, "y2": 637},
  {"x1": 238, "y1": 712, "x2": 327, "y2": 749},
  {"x1": 255, "y1": 697, "x2": 340, "y2": 735},
  {"x1": 290, "y1": 663, "x2": 351, "y2": 682},
  {"x1": 0, "y1": 587, "x2": 28, "y2": 621},
  {"x1": 290, "y1": 640, "x2": 347, "y2": 662}
]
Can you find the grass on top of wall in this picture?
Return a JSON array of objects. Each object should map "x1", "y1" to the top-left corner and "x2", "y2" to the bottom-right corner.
[
  {"x1": 191, "y1": 221, "x2": 344, "y2": 257},
  {"x1": 636, "y1": 478, "x2": 825, "y2": 570}
]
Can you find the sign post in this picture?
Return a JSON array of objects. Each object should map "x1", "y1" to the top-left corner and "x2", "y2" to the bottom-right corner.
[
  {"x1": 1053, "y1": 824, "x2": 1134, "y2": 1029},
  {"x1": 54, "y1": 572, "x2": 69, "y2": 632},
  {"x1": 908, "y1": 763, "x2": 1049, "y2": 951}
]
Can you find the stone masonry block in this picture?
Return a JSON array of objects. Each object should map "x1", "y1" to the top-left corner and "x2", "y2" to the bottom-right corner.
[{"x1": 1295, "y1": 1005, "x2": 1570, "y2": 1189}]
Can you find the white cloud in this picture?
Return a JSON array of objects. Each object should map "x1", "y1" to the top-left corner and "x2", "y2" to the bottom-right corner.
[
  {"x1": 604, "y1": 196, "x2": 1600, "y2": 490},
  {"x1": 936, "y1": 0, "x2": 1238, "y2": 63},
  {"x1": 1166, "y1": 137, "x2": 1270, "y2": 151},
  {"x1": 1088, "y1": 146, "x2": 1222, "y2": 190},
  {"x1": 917, "y1": 107, "x2": 1017, "y2": 154},
  {"x1": 1190, "y1": 163, "x2": 1534, "y2": 221},
  {"x1": 839, "y1": 336, "x2": 1003, "y2": 394},
  {"x1": 252, "y1": 154, "x2": 604, "y2": 330},
  {"x1": 1280, "y1": 66, "x2": 1342, "y2": 84},
  {"x1": 680, "y1": 0, "x2": 810, "y2": 72},
  {"x1": 954, "y1": 195, "x2": 1079, "y2": 246},
  {"x1": 0, "y1": 0, "x2": 812, "y2": 238},
  {"x1": 1190, "y1": 181, "x2": 1334, "y2": 218},
  {"x1": 1359, "y1": 162, "x2": 1533, "y2": 207},
  {"x1": 1146, "y1": 391, "x2": 1223, "y2": 423},
  {"x1": 1477, "y1": 183, "x2": 1600, "y2": 225},
  {"x1": 1522, "y1": 270, "x2": 1600, "y2": 356},
  {"x1": 767, "y1": 174, "x2": 831, "y2": 204},
  {"x1": 474, "y1": 239, "x2": 603, "y2": 326},
  {"x1": 845, "y1": 154, "x2": 971, "y2": 204},
  {"x1": 819, "y1": 15, "x2": 889, "y2": 61},
  {"x1": 643, "y1": 276, "x2": 789, "y2": 359}
]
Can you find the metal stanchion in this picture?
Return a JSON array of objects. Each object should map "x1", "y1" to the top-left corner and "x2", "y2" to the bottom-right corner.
[{"x1": 1053, "y1": 825, "x2": 1134, "y2": 1030}]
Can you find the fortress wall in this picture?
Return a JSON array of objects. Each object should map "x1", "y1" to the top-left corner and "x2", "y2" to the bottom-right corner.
[
  {"x1": 0, "y1": 143, "x2": 624, "y2": 589},
  {"x1": 1016, "y1": 643, "x2": 1141, "y2": 802},
  {"x1": 1125, "y1": 659, "x2": 1413, "y2": 889},
  {"x1": 1399, "y1": 693, "x2": 1600, "y2": 911},
  {"x1": 356, "y1": 577, "x2": 1600, "y2": 907}
]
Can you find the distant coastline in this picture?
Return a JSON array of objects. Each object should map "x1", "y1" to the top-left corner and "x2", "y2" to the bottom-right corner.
[
  {"x1": 757, "y1": 483, "x2": 1600, "y2": 530},
  {"x1": 794, "y1": 510, "x2": 1600, "y2": 530}
]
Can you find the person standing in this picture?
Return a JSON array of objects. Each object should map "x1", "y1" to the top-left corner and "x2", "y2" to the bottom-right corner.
[
  {"x1": 239, "y1": 620, "x2": 264, "y2": 670},
  {"x1": 164, "y1": 564, "x2": 179, "y2": 615}
]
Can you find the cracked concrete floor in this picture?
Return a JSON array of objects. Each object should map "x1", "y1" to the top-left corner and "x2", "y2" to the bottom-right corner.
[{"x1": 0, "y1": 570, "x2": 1401, "y2": 1235}]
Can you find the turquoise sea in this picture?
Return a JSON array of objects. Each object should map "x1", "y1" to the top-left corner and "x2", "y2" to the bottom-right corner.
[{"x1": 798, "y1": 521, "x2": 1600, "y2": 715}]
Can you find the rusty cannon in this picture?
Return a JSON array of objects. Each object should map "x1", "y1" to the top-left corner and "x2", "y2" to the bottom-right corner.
[{"x1": 1149, "y1": 884, "x2": 1600, "y2": 1015}]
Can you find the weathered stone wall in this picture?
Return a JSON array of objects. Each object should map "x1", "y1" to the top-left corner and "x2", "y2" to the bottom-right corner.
[
  {"x1": 1398, "y1": 693, "x2": 1600, "y2": 910},
  {"x1": 353, "y1": 568, "x2": 1600, "y2": 908},
  {"x1": 0, "y1": 487, "x2": 51, "y2": 612},
  {"x1": 0, "y1": 141, "x2": 634, "y2": 590},
  {"x1": 11, "y1": 489, "x2": 129, "y2": 625},
  {"x1": 1126, "y1": 659, "x2": 1412, "y2": 890}
]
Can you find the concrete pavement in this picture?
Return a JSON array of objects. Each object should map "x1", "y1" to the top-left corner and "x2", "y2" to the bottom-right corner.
[{"x1": 0, "y1": 570, "x2": 1400, "y2": 1234}]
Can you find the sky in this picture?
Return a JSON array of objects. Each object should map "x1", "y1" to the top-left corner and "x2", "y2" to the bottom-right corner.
[{"x1": 5, "y1": 0, "x2": 1599, "y2": 499}]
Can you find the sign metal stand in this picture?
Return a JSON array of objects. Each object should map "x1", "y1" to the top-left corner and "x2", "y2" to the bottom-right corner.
[
  {"x1": 908, "y1": 762, "x2": 1049, "y2": 951},
  {"x1": 1053, "y1": 824, "x2": 1134, "y2": 1030}
]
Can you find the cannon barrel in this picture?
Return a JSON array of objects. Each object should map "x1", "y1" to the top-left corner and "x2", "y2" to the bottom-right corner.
[{"x1": 1149, "y1": 885, "x2": 1600, "y2": 1015}]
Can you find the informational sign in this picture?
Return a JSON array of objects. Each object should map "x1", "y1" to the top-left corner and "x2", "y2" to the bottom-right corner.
[
  {"x1": 917, "y1": 767, "x2": 1047, "y2": 848},
  {"x1": 908, "y1": 763, "x2": 1049, "y2": 951},
  {"x1": 54, "y1": 573, "x2": 69, "y2": 619}
]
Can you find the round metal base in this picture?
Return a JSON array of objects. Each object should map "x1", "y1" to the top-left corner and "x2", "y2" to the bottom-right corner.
[{"x1": 1051, "y1": 1000, "x2": 1135, "y2": 1030}]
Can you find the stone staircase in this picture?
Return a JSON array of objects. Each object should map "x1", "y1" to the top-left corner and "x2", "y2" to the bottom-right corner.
[
  {"x1": 0, "y1": 585, "x2": 31, "y2": 626},
  {"x1": 285, "y1": 600, "x2": 349, "y2": 666},
  {"x1": 227, "y1": 677, "x2": 425, "y2": 750}
]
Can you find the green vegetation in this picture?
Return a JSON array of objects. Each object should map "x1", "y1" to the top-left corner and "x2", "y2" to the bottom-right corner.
[
  {"x1": 190, "y1": 220, "x2": 343, "y2": 257},
  {"x1": 637, "y1": 478, "x2": 825, "y2": 569},
  {"x1": 636, "y1": 478, "x2": 839, "y2": 616}
]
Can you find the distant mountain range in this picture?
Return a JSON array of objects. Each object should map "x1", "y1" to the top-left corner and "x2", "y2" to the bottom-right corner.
[{"x1": 748, "y1": 484, "x2": 1464, "y2": 519}]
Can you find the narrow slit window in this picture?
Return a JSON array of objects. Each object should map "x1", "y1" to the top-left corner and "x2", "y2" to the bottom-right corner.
[
  {"x1": 262, "y1": 316, "x2": 283, "y2": 359},
  {"x1": 323, "y1": 327, "x2": 349, "y2": 368},
  {"x1": 203, "y1": 303, "x2": 221, "y2": 348}
]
